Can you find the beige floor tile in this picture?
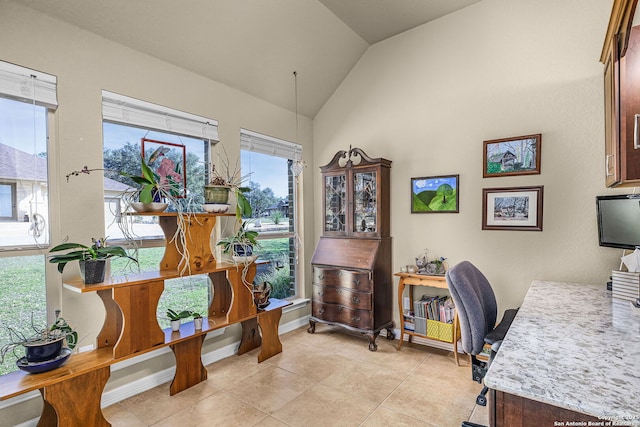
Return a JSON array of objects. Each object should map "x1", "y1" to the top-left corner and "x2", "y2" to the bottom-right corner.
[
  {"x1": 469, "y1": 403, "x2": 490, "y2": 426},
  {"x1": 105, "y1": 325, "x2": 486, "y2": 426},
  {"x1": 103, "y1": 402, "x2": 147, "y2": 427},
  {"x1": 266, "y1": 344, "x2": 354, "y2": 382},
  {"x1": 226, "y1": 364, "x2": 316, "y2": 413},
  {"x1": 206, "y1": 352, "x2": 272, "y2": 391},
  {"x1": 271, "y1": 383, "x2": 378, "y2": 427},
  {"x1": 151, "y1": 392, "x2": 268, "y2": 427},
  {"x1": 319, "y1": 358, "x2": 408, "y2": 404},
  {"x1": 382, "y1": 376, "x2": 476, "y2": 426},
  {"x1": 360, "y1": 406, "x2": 433, "y2": 427}
]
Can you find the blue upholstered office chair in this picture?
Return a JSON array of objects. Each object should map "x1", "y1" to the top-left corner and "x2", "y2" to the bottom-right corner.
[{"x1": 445, "y1": 261, "x2": 518, "y2": 417}]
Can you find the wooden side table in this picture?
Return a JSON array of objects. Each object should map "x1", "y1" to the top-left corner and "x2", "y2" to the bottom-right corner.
[{"x1": 395, "y1": 272, "x2": 460, "y2": 365}]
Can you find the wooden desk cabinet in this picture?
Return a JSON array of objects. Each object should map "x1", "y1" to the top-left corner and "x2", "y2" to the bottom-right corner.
[{"x1": 309, "y1": 148, "x2": 394, "y2": 351}]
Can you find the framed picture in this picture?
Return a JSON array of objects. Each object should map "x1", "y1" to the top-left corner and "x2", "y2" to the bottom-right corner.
[
  {"x1": 141, "y1": 138, "x2": 187, "y2": 198},
  {"x1": 482, "y1": 186, "x2": 543, "y2": 231},
  {"x1": 483, "y1": 134, "x2": 541, "y2": 178},
  {"x1": 411, "y1": 175, "x2": 459, "y2": 213}
]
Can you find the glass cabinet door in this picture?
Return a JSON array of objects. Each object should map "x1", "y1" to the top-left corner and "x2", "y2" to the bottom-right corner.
[
  {"x1": 353, "y1": 171, "x2": 377, "y2": 233},
  {"x1": 324, "y1": 174, "x2": 346, "y2": 232}
]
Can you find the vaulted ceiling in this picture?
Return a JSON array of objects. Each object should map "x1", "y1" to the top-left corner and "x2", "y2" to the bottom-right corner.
[{"x1": 17, "y1": 0, "x2": 481, "y2": 117}]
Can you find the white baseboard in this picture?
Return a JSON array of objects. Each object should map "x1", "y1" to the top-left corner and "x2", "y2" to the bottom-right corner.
[{"x1": 6, "y1": 312, "x2": 312, "y2": 427}]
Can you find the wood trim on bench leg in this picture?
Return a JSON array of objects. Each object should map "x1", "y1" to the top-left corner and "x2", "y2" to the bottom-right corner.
[
  {"x1": 257, "y1": 308, "x2": 283, "y2": 362},
  {"x1": 169, "y1": 335, "x2": 207, "y2": 396},
  {"x1": 40, "y1": 366, "x2": 111, "y2": 427},
  {"x1": 238, "y1": 317, "x2": 261, "y2": 355}
]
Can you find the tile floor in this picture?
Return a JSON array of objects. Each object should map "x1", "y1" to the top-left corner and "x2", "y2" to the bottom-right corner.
[{"x1": 103, "y1": 325, "x2": 488, "y2": 427}]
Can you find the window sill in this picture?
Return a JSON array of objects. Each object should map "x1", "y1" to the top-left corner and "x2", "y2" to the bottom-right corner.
[{"x1": 282, "y1": 297, "x2": 310, "y2": 314}]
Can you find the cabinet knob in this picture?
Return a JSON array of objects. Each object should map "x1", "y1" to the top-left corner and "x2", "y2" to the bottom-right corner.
[
  {"x1": 353, "y1": 316, "x2": 360, "y2": 322},
  {"x1": 317, "y1": 290, "x2": 324, "y2": 296},
  {"x1": 353, "y1": 279, "x2": 360, "y2": 286},
  {"x1": 318, "y1": 274, "x2": 325, "y2": 280},
  {"x1": 337, "y1": 271, "x2": 343, "y2": 277},
  {"x1": 351, "y1": 296, "x2": 360, "y2": 303},
  {"x1": 318, "y1": 308, "x2": 325, "y2": 315}
]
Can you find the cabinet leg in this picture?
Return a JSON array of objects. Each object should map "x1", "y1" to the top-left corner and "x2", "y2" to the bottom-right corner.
[
  {"x1": 385, "y1": 326, "x2": 395, "y2": 340},
  {"x1": 367, "y1": 331, "x2": 380, "y2": 351},
  {"x1": 307, "y1": 319, "x2": 316, "y2": 334},
  {"x1": 40, "y1": 366, "x2": 111, "y2": 426}
]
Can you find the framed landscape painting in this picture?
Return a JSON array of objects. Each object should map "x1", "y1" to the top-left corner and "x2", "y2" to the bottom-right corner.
[
  {"x1": 482, "y1": 186, "x2": 543, "y2": 231},
  {"x1": 411, "y1": 175, "x2": 459, "y2": 213},
  {"x1": 483, "y1": 134, "x2": 541, "y2": 178}
]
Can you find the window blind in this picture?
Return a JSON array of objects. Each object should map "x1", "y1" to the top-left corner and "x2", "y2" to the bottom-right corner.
[
  {"x1": 240, "y1": 129, "x2": 302, "y2": 160},
  {"x1": 0, "y1": 61, "x2": 57, "y2": 109},
  {"x1": 102, "y1": 90, "x2": 218, "y2": 141}
]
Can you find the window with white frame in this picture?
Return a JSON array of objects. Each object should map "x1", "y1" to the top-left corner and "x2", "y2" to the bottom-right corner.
[
  {"x1": 0, "y1": 61, "x2": 57, "y2": 375},
  {"x1": 101, "y1": 91, "x2": 218, "y2": 327},
  {"x1": 240, "y1": 129, "x2": 302, "y2": 300}
]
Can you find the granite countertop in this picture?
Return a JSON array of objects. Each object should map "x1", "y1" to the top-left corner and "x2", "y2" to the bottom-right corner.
[{"x1": 484, "y1": 280, "x2": 640, "y2": 425}]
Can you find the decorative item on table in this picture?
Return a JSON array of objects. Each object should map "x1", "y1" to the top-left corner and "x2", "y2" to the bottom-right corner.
[
  {"x1": 416, "y1": 249, "x2": 448, "y2": 275},
  {"x1": 166, "y1": 309, "x2": 192, "y2": 332},
  {"x1": 1, "y1": 312, "x2": 77, "y2": 374},
  {"x1": 253, "y1": 281, "x2": 272, "y2": 309},
  {"x1": 48, "y1": 237, "x2": 138, "y2": 284}
]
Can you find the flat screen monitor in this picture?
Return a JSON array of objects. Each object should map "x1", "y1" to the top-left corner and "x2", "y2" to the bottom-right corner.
[{"x1": 596, "y1": 194, "x2": 640, "y2": 249}]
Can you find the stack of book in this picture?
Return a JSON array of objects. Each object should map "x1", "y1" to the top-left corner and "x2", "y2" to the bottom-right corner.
[{"x1": 413, "y1": 295, "x2": 455, "y2": 324}]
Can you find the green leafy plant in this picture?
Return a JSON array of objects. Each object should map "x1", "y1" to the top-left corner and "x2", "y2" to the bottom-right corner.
[
  {"x1": 166, "y1": 309, "x2": 192, "y2": 321},
  {"x1": 126, "y1": 148, "x2": 183, "y2": 203},
  {"x1": 0, "y1": 312, "x2": 77, "y2": 364},
  {"x1": 216, "y1": 221, "x2": 260, "y2": 256},
  {"x1": 48, "y1": 237, "x2": 138, "y2": 273},
  {"x1": 191, "y1": 312, "x2": 202, "y2": 319}
]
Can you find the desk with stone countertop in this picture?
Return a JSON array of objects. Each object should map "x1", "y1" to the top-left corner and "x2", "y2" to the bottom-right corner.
[{"x1": 484, "y1": 280, "x2": 640, "y2": 427}]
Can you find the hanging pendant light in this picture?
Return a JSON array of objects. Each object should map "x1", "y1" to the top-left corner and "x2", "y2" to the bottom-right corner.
[{"x1": 290, "y1": 71, "x2": 306, "y2": 178}]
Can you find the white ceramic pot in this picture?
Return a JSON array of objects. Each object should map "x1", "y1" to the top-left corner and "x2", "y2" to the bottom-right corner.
[
  {"x1": 170, "y1": 320, "x2": 181, "y2": 332},
  {"x1": 193, "y1": 317, "x2": 203, "y2": 330}
]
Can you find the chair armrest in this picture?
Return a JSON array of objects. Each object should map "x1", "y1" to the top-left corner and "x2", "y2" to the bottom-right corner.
[{"x1": 484, "y1": 308, "x2": 518, "y2": 345}]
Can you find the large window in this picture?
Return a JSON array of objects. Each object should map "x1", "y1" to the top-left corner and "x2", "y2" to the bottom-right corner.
[
  {"x1": 0, "y1": 61, "x2": 57, "y2": 375},
  {"x1": 241, "y1": 129, "x2": 302, "y2": 300},
  {"x1": 102, "y1": 91, "x2": 217, "y2": 324}
]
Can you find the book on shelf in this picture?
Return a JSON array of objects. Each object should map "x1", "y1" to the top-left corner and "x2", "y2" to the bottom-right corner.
[{"x1": 413, "y1": 295, "x2": 455, "y2": 324}]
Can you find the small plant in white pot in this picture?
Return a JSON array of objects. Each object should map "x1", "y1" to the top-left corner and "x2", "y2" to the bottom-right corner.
[
  {"x1": 191, "y1": 312, "x2": 204, "y2": 330},
  {"x1": 166, "y1": 309, "x2": 192, "y2": 332}
]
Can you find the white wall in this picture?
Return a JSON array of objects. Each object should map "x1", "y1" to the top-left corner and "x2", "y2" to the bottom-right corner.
[
  {"x1": 0, "y1": 2, "x2": 313, "y2": 425},
  {"x1": 314, "y1": 0, "x2": 624, "y2": 313}
]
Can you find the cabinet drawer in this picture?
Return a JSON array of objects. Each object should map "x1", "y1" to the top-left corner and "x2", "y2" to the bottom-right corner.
[
  {"x1": 313, "y1": 267, "x2": 371, "y2": 291},
  {"x1": 312, "y1": 302, "x2": 372, "y2": 329},
  {"x1": 313, "y1": 285, "x2": 371, "y2": 310}
]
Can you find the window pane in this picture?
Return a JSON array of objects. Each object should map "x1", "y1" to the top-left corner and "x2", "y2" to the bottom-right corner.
[
  {"x1": 111, "y1": 247, "x2": 210, "y2": 329},
  {"x1": 0, "y1": 255, "x2": 47, "y2": 375},
  {"x1": 102, "y1": 122, "x2": 207, "y2": 241},
  {"x1": 241, "y1": 149, "x2": 296, "y2": 299},
  {"x1": 0, "y1": 97, "x2": 49, "y2": 248}
]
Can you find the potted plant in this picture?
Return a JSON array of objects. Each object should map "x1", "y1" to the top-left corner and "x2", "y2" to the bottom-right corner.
[
  {"x1": 205, "y1": 146, "x2": 253, "y2": 220},
  {"x1": 1, "y1": 312, "x2": 78, "y2": 373},
  {"x1": 191, "y1": 312, "x2": 203, "y2": 330},
  {"x1": 216, "y1": 220, "x2": 260, "y2": 260},
  {"x1": 166, "y1": 309, "x2": 192, "y2": 331},
  {"x1": 48, "y1": 237, "x2": 138, "y2": 284}
]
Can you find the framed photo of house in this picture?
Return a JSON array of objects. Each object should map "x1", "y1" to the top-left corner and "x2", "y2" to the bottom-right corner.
[
  {"x1": 482, "y1": 186, "x2": 543, "y2": 231},
  {"x1": 141, "y1": 138, "x2": 187, "y2": 198},
  {"x1": 483, "y1": 134, "x2": 541, "y2": 178},
  {"x1": 411, "y1": 175, "x2": 459, "y2": 213}
]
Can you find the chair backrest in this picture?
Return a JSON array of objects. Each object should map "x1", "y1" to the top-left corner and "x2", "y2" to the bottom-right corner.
[{"x1": 445, "y1": 261, "x2": 497, "y2": 355}]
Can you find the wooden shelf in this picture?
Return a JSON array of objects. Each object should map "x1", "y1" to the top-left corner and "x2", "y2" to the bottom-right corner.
[
  {"x1": 1, "y1": 210, "x2": 290, "y2": 426},
  {"x1": 395, "y1": 272, "x2": 460, "y2": 365}
]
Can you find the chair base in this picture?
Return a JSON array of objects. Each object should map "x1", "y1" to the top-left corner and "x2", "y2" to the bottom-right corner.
[{"x1": 462, "y1": 422, "x2": 487, "y2": 427}]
